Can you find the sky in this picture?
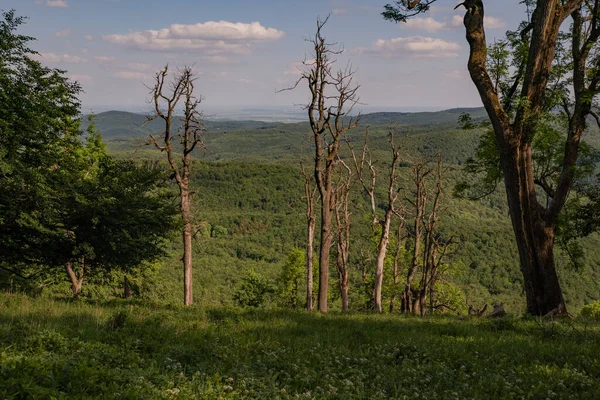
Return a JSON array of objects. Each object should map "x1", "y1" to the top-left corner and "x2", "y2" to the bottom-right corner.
[{"x1": 3, "y1": 0, "x2": 527, "y2": 114}]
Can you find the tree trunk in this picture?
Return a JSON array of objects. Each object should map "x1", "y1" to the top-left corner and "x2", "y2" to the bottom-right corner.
[
  {"x1": 306, "y1": 217, "x2": 315, "y2": 311},
  {"x1": 501, "y1": 141, "x2": 565, "y2": 315},
  {"x1": 124, "y1": 275, "x2": 131, "y2": 299},
  {"x1": 181, "y1": 187, "x2": 193, "y2": 306},
  {"x1": 318, "y1": 191, "x2": 333, "y2": 312},
  {"x1": 374, "y1": 209, "x2": 393, "y2": 313},
  {"x1": 340, "y1": 277, "x2": 349, "y2": 312},
  {"x1": 65, "y1": 261, "x2": 83, "y2": 297}
]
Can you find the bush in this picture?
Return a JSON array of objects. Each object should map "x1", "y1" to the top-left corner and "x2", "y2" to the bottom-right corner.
[
  {"x1": 233, "y1": 269, "x2": 274, "y2": 307},
  {"x1": 581, "y1": 300, "x2": 600, "y2": 321}
]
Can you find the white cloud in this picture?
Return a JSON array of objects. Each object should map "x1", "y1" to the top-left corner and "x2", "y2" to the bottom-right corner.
[
  {"x1": 403, "y1": 17, "x2": 447, "y2": 33},
  {"x1": 201, "y1": 55, "x2": 232, "y2": 64},
  {"x1": 34, "y1": 52, "x2": 87, "y2": 63},
  {"x1": 84, "y1": 35, "x2": 94, "y2": 41},
  {"x1": 125, "y1": 62, "x2": 154, "y2": 71},
  {"x1": 444, "y1": 70, "x2": 464, "y2": 79},
  {"x1": 354, "y1": 36, "x2": 461, "y2": 58},
  {"x1": 94, "y1": 56, "x2": 115, "y2": 62},
  {"x1": 102, "y1": 21, "x2": 285, "y2": 53},
  {"x1": 81, "y1": 48, "x2": 89, "y2": 54},
  {"x1": 402, "y1": 15, "x2": 505, "y2": 33},
  {"x1": 332, "y1": 8, "x2": 348, "y2": 15},
  {"x1": 114, "y1": 71, "x2": 151, "y2": 80},
  {"x1": 45, "y1": 0, "x2": 68, "y2": 8},
  {"x1": 485, "y1": 17, "x2": 506, "y2": 29},
  {"x1": 55, "y1": 29, "x2": 72, "y2": 38}
]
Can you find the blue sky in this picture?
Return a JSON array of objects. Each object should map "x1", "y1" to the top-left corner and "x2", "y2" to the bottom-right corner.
[{"x1": 4, "y1": 0, "x2": 526, "y2": 113}]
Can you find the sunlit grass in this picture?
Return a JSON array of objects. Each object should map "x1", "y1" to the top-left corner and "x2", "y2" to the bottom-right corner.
[{"x1": 1, "y1": 293, "x2": 600, "y2": 399}]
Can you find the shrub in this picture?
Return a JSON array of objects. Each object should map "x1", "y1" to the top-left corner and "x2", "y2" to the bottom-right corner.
[
  {"x1": 233, "y1": 269, "x2": 274, "y2": 307},
  {"x1": 581, "y1": 300, "x2": 600, "y2": 321}
]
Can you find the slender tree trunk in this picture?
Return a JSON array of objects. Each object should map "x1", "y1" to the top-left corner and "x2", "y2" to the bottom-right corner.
[
  {"x1": 318, "y1": 191, "x2": 333, "y2": 312},
  {"x1": 390, "y1": 221, "x2": 404, "y2": 313},
  {"x1": 306, "y1": 217, "x2": 315, "y2": 311},
  {"x1": 124, "y1": 275, "x2": 131, "y2": 299},
  {"x1": 340, "y1": 277, "x2": 349, "y2": 312},
  {"x1": 500, "y1": 140, "x2": 565, "y2": 315},
  {"x1": 181, "y1": 187, "x2": 193, "y2": 306},
  {"x1": 374, "y1": 209, "x2": 393, "y2": 313},
  {"x1": 65, "y1": 261, "x2": 83, "y2": 297}
]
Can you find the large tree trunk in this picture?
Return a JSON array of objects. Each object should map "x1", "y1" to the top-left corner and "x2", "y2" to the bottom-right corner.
[
  {"x1": 181, "y1": 187, "x2": 193, "y2": 306},
  {"x1": 306, "y1": 216, "x2": 315, "y2": 311},
  {"x1": 501, "y1": 141, "x2": 565, "y2": 315},
  {"x1": 460, "y1": 0, "x2": 568, "y2": 316},
  {"x1": 318, "y1": 191, "x2": 333, "y2": 312},
  {"x1": 374, "y1": 209, "x2": 393, "y2": 313},
  {"x1": 65, "y1": 261, "x2": 83, "y2": 297}
]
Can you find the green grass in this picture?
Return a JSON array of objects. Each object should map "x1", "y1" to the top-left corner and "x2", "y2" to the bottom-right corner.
[{"x1": 2, "y1": 294, "x2": 600, "y2": 399}]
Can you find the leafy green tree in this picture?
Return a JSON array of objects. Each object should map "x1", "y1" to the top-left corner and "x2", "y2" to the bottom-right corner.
[
  {"x1": 0, "y1": 11, "x2": 177, "y2": 296},
  {"x1": 233, "y1": 269, "x2": 274, "y2": 308},
  {"x1": 0, "y1": 9, "x2": 83, "y2": 275},
  {"x1": 384, "y1": 0, "x2": 600, "y2": 315},
  {"x1": 278, "y1": 248, "x2": 305, "y2": 309}
]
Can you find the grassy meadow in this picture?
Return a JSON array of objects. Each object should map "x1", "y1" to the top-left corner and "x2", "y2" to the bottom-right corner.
[{"x1": 2, "y1": 293, "x2": 600, "y2": 399}]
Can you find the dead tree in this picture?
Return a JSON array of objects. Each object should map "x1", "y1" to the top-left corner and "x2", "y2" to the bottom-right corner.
[
  {"x1": 65, "y1": 257, "x2": 85, "y2": 297},
  {"x1": 352, "y1": 129, "x2": 404, "y2": 312},
  {"x1": 302, "y1": 163, "x2": 318, "y2": 311},
  {"x1": 389, "y1": 218, "x2": 406, "y2": 312},
  {"x1": 145, "y1": 65, "x2": 204, "y2": 306},
  {"x1": 334, "y1": 160, "x2": 353, "y2": 312},
  {"x1": 284, "y1": 16, "x2": 360, "y2": 312},
  {"x1": 417, "y1": 155, "x2": 449, "y2": 316},
  {"x1": 404, "y1": 154, "x2": 453, "y2": 315},
  {"x1": 384, "y1": 0, "x2": 600, "y2": 316},
  {"x1": 402, "y1": 158, "x2": 430, "y2": 314}
]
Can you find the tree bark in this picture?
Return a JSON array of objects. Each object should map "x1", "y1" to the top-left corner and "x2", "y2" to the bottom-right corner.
[
  {"x1": 124, "y1": 275, "x2": 131, "y2": 299},
  {"x1": 460, "y1": 0, "x2": 568, "y2": 315},
  {"x1": 181, "y1": 187, "x2": 193, "y2": 307},
  {"x1": 374, "y1": 209, "x2": 393, "y2": 312},
  {"x1": 65, "y1": 261, "x2": 83, "y2": 297},
  {"x1": 500, "y1": 141, "x2": 565, "y2": 315},
  {"x1": 318, "y1": 190, "x2": 333, "y2": 312},
  {"x1": 306, "y1": 216, "x2": 315, "y2": 311}
]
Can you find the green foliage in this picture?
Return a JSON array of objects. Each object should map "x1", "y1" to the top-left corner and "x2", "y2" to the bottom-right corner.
[
  {"x1": 581, "y1": 301, "x2": 600, "y2": 321},
  {"x1": 233, "y1": 269, "x2": 275, "y2": 308},
  {"x1": 0, "y1": 10, "x2": 83, "y2": 269},
  {"x1": 0, "y1": 12, "x2": 177, "y2": 295},
  {"x1": 278, "y1": 248, "x2": 305, "y2": 309}
]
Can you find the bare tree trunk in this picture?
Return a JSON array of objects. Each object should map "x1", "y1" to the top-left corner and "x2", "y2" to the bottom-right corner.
[
  {"x1": 182, "y1": 206, "x2": 193, "y2": 306},
  {"x1": 146, "y1": 66, "x2": 204, "y2": 307},
  {"x1": 124, "y1": 275, "x2": 131, "y2": 299},
  {"x1": 340, "y1": 277, "x2": 349, "y2": 312},
  {"x1": 318, "y1": 191, "x2": 333, "y2": 312},
  {"x1": 303, "y1": 170, "x2": 317, "y2": 311},
  {"x1": 284, "y1": 17, "x2": 360, "y2": 312},
  {"x1": 374, "y1": 209, "x2": 393, "y2": 312},
  {"x1": 390, "y1": 220, "x2": 404, "y2": 313},
  {"x1": 306, "y1": 216, "x2": 315, "y2": 311},
  {"x1": 65, "y1": 261, "x2": 83, "y2": 297}
]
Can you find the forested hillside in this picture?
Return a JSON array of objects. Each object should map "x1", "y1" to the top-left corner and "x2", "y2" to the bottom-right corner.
[{"x1": 73, "y1": 110, "x2": 600, "y2": 314}]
